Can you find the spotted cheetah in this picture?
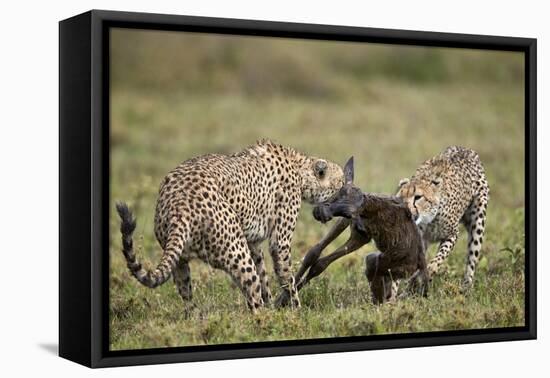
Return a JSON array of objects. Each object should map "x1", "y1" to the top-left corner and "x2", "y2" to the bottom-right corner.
[
  {"x1": 116, "y1": 140, "x2": 345, "y2": 313},
  {"x1": 396, "y1": 146, "x2": 489, "y2": 289}
]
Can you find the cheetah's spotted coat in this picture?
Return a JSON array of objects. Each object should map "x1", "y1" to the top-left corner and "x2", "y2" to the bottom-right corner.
[
  {"x1": 116, "y1": 140, "x2": 345, "y2": 312},
  {"x1": 396, "y1": 146, "x2": 490, "y2": 288}
]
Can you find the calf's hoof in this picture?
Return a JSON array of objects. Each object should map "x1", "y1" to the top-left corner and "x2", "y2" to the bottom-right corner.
[{"x1": 274, "y1": 291, "x2": 290, "y2": 308}]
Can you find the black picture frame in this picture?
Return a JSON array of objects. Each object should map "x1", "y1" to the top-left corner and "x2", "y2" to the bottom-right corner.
[{"x1": 59, "y1": 9, "x2": 537, "y2": 368}]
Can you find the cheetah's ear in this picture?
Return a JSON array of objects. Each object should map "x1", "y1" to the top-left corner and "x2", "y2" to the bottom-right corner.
[
  {"x1": 343, "y1": 156, "x2": 354, "y2": 184},
  {"x1": 398, "y1": 178, "x2": 410, "y2": 187}
]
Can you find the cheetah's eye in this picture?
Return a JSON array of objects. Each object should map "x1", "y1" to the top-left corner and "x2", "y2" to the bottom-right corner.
[{"x1": 414, "y1": 195, "x2": 422, "y2": 202}]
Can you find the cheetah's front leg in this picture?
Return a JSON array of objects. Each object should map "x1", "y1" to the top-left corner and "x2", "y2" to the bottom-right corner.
[
  {"x1": 270, "y1": 240, "x2": 300, "y2": 309},
  {"x1": 269, "y1": 205, "x2": 301, "y2": 309},
  {"x1": 428, "y1": 232, "x2": 458, "y2": 279}
]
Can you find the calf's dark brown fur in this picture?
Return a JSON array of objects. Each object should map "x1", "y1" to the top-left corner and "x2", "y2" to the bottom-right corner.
[{"x1": 293, "y1": 157, "x2": 429, "y2": 304}]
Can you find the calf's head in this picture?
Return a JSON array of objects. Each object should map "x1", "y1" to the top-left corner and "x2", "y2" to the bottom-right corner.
[{"x1": 312, "y1": 157, "x2": 364, "y2": 223}]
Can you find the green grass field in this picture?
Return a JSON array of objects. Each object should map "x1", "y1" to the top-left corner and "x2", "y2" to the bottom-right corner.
[{"x1": 109, "y1": 29, "x2": 525, "y2": 350}]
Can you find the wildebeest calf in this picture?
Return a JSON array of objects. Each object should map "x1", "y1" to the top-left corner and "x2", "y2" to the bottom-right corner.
[{"x1": 292, "y1": 158, "x2": 429, "y2": 304}]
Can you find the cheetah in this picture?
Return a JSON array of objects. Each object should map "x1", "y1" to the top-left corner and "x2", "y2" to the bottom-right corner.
[
  {"x1": 116, "y1": 139, "x2": 345, "y2": 313},
  {"x1": 396, "y1": 146, "x2": 489, "y2": 289}
]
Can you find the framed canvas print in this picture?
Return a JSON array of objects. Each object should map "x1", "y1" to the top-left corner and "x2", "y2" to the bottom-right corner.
[{"x1": 59, "y1": 10, "x2": 537, "y2": 368}]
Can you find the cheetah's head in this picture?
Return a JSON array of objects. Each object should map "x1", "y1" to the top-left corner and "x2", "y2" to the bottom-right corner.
[
  {"x1": 300, "y1": 156, "x2": 351, "y2": 205},
  {"x1": 396, "y1": 176, "x2": 442, "y2": 226}
]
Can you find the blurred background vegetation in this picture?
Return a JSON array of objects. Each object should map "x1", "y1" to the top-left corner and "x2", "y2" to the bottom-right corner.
[{"x1": 109, "y1": 28, "x2": 525, "y2": 350}]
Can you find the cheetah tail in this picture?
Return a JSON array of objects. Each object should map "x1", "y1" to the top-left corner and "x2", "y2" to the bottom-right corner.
[{"x1": 115, "y1": 202, "x2": 180, "y2": 289}]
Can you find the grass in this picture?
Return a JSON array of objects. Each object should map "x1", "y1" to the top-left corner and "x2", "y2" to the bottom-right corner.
[{"x1": 108, "y1": 30, "x2": 525, "y2": 350}]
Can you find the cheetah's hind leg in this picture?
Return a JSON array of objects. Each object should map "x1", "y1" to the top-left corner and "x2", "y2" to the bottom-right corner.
[
  {"x1": 173, "y1": 259, "x2": 196, "y2": 318},
  {"x1": 198, "y1": 198, "x2": 264, "y2": 312},
  {"x1": 220, "y1": 247, "x2": 264, "y2": 313}
]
